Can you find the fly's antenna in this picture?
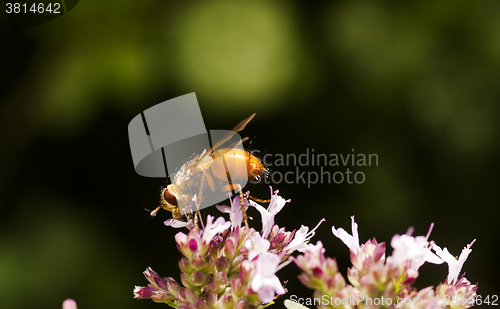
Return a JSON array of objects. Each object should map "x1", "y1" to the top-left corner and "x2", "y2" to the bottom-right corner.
[{"x1": 145, "y1": 206, "x2": 162, "y2": 217}]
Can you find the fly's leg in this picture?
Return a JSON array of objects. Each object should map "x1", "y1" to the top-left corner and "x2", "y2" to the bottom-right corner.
[
  {"x1": 248, "y1": 196, "x2": 270, "y2": 203},
  {"x1": 235, "y1": 184, "x2": 252, "y2": 239},
  {"x1": 194, "y1": 169, "x2": 209, "y2": 231},
  {"x1": 220, "y1": 182, "x2": 252, "y2": 234}
]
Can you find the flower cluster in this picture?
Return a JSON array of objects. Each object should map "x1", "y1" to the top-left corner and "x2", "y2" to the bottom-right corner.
[
  {"x1": 292, "y1": 216, "x2": 477, "y2": 309},
  {"x1": 134, "y1": 188, "x2": 324, "y2": 309}
]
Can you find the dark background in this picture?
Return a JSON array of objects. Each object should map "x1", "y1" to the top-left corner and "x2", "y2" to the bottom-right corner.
[{"x1": 1, "y1": 1, "x2": 499, "y2": 308}]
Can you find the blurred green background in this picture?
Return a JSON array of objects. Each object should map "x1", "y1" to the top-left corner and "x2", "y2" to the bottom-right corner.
[{"x1": 1, "y1": 0, "x2": 499, "y2": 308}]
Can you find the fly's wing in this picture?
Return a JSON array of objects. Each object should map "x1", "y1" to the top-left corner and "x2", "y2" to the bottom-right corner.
[
  {"x1": 201, "y1": 113, "x2": 256, "y2": 160},
  {"x1": 284, "y1": 300, "x2": 310, "y2": 309},
  {"x1": 230, "y1": 136, "x2": 249, "y2": 148}
]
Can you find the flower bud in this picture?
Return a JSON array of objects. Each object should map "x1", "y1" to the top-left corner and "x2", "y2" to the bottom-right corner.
[
  {"x1": 223, "y1": 239, "x2": 236, "y2": 261},
  {"x1": 133, "y1": 286, "x2": 155, "y2": 299},
  {"x1": 270, "y1": 232, "x2": 285, "y2": 248},
  {"x1": 175, "y1": 232, "x2": 191, "y2": 257},
  {"x1": 176, "y1": 287, "x2": 187, "y2": 304},
  {"x1": 202, "y1": 280, "x2": 217, "y2": 294},
  {"x1": 215, "y1": 271, "x2": 229, "y2": 294},
  {"x1": 215, "y1": 257, "x2": 229, "y2": 273},
  {"x1": 165, "y1": 277, "x2": 181, "y2": 296},
  {"x1": 347, "y1": 267, "x2": 360, "y2": 288},
  {"x1": 186, "y1": 229, "x2": 202, "y2": 253},
  {"x1": 270, "y1": 225, "x2": 280, "y2": 238},
  {"x1": 402, "y1": 269, "x2": 418, "y2": 286},
  {"x1": 179, "y1": 257, "x2": 193, "y2": 274},
  {"x1": 180, "y1": 273, "x2": 191, "y2": 290},
  {"x1": 193, "y1": 300, "x2": 208, "y2": 309},
  {"x1": 234, "y1": 298, "x2": 250, "y2": 309},
  {"x1": 143, "y1": 267, "x2": 166, "y2": 289},
  {"x1": 191, "y1": 251, "x2": 205, "y2": 270},
  {"x1": 151, "y1": 289, "x2": 175, "y2": 303},
  {"x1": 192, "y1": 270, "x2": 207, "y2": 286},
  {"x1": 231, "y1": 278, "x2": 245, "y2": 298},
  {"x1": 324, "y1": 257, "x2": 338, "y2": 277},
  {"x1": 216, "y1": 294, "x2": 234, "y2": 309},
  {"x1": 298, "y1": 273, "x2": 317, "y2": 290},
  {"x1": 206, "y1": 290, "x2": 217, "y2": 308},
  {"x1": 282, "y1": 230, "x2": 295, "y2": 247},
  {"x1": 240, "y1": 260, "x2": 254, "y2": 283},
  {"x1": 312, "y1": 267, "x2": 323, "y2": 278},
  {"x1": 202, "y1": 255, "x2": 214, "y2": 273},
  {"x1": 189, "y1": 238, "x2": 199, "y2": 252},
  {"x1": 184, "y1": 288, "x2": 197, "y2": 303},
  {"x1": 231, "y1": 255, "x2": 245, "y2": 272}
]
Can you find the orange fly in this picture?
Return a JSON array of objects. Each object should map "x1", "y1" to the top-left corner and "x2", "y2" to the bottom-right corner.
[{"x1": 151, "y1": 113, "x2": 267, "y2": 229}]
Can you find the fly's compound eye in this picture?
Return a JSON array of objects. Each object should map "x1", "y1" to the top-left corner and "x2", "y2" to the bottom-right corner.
[{"x1": 162, "y1": 188, "x2": 178, "y2": 206}]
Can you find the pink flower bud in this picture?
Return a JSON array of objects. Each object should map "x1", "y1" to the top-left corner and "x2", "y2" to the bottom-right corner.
[
  {"x1": 179, "y1": 257, "x2": 193, "y2": 274},
  {"x1": 176, "y1": 288, "x2": 187, "y2": 304},
  {"x1": 165, "y1": 277, "x2": 181, "y2": 296},
  {"x1": 234, "y1": 298, "x2": 250, "y2": 309},
  {"x1": 133, "y1": 286, "x2": 155, "y2": 299},
  {"x1": 216, "y1": 294, "x2": 234, "y2": 309},
  {"x1": 151, "y1": 289, "x2": 174, "y2": 302},
  {"x1": 193, "y1": 300, "x2": 208, "y2": 309},
  {"x1": 189, "y1": 238, "x2": 198, "y2": 252},
  {"x1": 231, "y1": 255, "x2": 245, "y2": 271},
  {"x1": 215, "y1": 256, "x2": 229, "y2": 272},
  {"x1": 175, "y1": 232, "x2": 192, "y2": 257},
  {"x1": 231, "y1": 278, "x2": 245, "y2": 298},
  {"x1": 206, "y1": 290, "x2": 217, "y2": 308},
  {"x1": 143, "y1": 267, "x2": 168, "y2": 290},
  {"x1": 223, "y1": 239, "x2": 236, "y2": 261},
  {"x1": 312, "y1": 267, "x2": 323, "y2": 278},
  {"x1": 215, "y1": 271, "x2": 229, "y2": 294},
  {"x1": 184, "y1": 288, "x2": 197, "y2": 303},
  {"x1": 402, "y1": 269, "x2": 418, "y2": 286},
  {"x1": 202, "y1": 280, "x2": 217, "y2": 294},
  {"x1": 191, "y1": 251, "x2": 205, "y2": 270},
  {"x1": 192, "y1": 270, "x2": 207, "y2": 286},
  {"x1": 324, "y1": 257, "x2": 338, "y2": 277}
]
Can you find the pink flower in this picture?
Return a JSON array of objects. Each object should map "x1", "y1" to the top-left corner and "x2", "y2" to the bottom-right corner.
[
  {"x1": 202, "y1": 215, "x2": 231, "y2": 244},
  {"x1": 390, "y1": 224, "x2": 443, "y2": 271},
  {"x1": 245, "y1": 231, "x2": 271, "y2": 261},
  {"x1": 249, "y1": 187, "x2": 290, "y2": 238},
  {"x1": 267, "y1": 188, "x2": 288, "y2": 215},
  {"x1": 300, "y1": 241, "x2": 326, "y2": 269},
  {"x1": 164, "y1": 217, "x2": 194, "y2": 229},
  {"x1": 216, "y1": 194, "x2": 250, "y2": 228},
  {"x1": 350, "y1": 238, "x2": 386, "y2": 273},
  {"x1": 332, "y1": 216, "x2": 360, "y2": 254},
  {"x1": 285, "y1": 219, "x2": 325, "y2": 253},
  {"x1": 432, "y1": 239, "x2": 475, "y2": 285},
  {"x1": 251, "y1": 252, "x2": 286, "y2": 303}
]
